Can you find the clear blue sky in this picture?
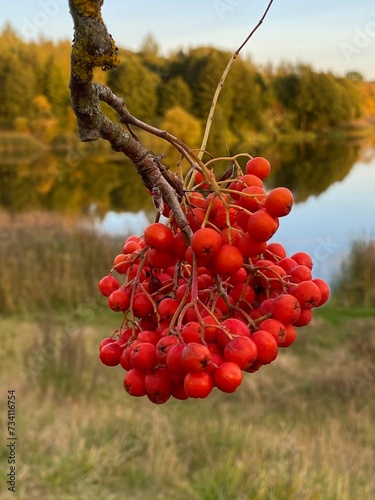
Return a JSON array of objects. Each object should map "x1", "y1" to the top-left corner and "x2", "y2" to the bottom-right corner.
[{"x1": 2, "y1": 1, "x2": 375, "y2": 80}]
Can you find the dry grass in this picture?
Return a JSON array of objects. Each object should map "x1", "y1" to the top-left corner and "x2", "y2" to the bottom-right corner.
[
  {"x1": 1, "y1": 212, "x2": 375, "y2": 498},
  {"x1": 1, "y1": 311, "x2": 374, "y2": 500},
  {"x1": 332, "y1": 239, "x2": 375, "y2": 307},
  {"x1": 0, "y1": 210, "x2": 123, "y2": 314}
]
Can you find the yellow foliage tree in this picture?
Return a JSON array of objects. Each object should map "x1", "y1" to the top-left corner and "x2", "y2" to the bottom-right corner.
[
  {"x1": 161, "y1": 106, "x2": 202, "y2": 148},
  {"x1": 29, "y1": 95, "x2": 59, "y2": 143},
  {"x1": 358, "y1": 82, "x2": 375, "y2": 118}
]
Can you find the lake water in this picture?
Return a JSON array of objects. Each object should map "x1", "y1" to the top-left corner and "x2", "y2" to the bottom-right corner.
[
  {"x1": 272, "y1": 154, "x2": 375, "y2": 285},
  {"x1": 1, "y1": 136, "x2": 374, "y2": 285}
]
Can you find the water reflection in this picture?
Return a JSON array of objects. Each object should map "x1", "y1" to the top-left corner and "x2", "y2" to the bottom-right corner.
[
  {"x1": 1, "y1": 137, "x2": 374, "y2": 285},
  {"x1": 0, "y1": 151, "x2": 154, "y2": 215},
  {"x1": 0, "y1": 138, "x2": 372, "y2": 214},
  {"x1": 273, "y1": 157, "x2": 375, "y2": 284},
  {"x1": 263, "y1": 139, "x2": 365, "y2": 202}
]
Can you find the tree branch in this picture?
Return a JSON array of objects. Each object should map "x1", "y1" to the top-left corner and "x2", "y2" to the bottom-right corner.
[
  {"x1": 93, "y1": 84, "x2": 203, "y2": 172},
  {"x1": 68, "y1": 0, "x2": 192, "y2": 241}
]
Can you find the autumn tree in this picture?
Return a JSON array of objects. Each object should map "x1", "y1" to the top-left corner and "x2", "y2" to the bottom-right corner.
[
  {"x1": 0, "y1": 21, "x2": 371, "y2": 142},
  {"x1": 107, "y1": 50, "x2": 160, "y2": 122},
  {"x1": 273, "y1": 64, "x2": 362, "y2": 131},
  {"x1": 157, "y1": 76, "x2": 193, "y2": 116},
  {"x1": 0, "y1": 26, "x2": 38, "y2": 128}
]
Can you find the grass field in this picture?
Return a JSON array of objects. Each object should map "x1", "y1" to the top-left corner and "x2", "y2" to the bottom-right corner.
[
  {"x1": 1, "y1": 306, "x2": 374, "y2": 500},
  {"x1": 1, "y1": 210, "x2": 374, "y2": 499}
]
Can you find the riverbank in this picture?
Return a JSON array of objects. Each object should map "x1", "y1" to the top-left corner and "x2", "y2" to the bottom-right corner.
[
  {"x1": 0, "y1": 132, "x2": 47, "y2": 153},
  {"x1": 1, "y1": 118, "x2": 375, "y2": 155}
]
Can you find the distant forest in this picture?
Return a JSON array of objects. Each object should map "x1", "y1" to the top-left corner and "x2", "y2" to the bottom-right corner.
[{"x1": 1, "y1": 25, "x2": 375, "y2": 150}]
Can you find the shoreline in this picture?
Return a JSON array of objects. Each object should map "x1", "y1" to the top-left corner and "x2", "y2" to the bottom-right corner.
[{"x1": 1, "y1": 119, "x2": 375, "y2": 154}]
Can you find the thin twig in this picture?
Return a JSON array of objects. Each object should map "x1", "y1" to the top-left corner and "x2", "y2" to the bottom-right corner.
[
  {"x1": 94, "y1": 83, "x2": 206, "y2": 174},
  {"x1": 198, "y1": 0, "x2": 276, "y2": 160}
]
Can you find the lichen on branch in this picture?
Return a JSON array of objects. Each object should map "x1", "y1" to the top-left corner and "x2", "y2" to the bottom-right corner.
[
  {"x1": 71, "y1": 0, "x2": 103, "y2": 19},
  {"x1": 69, "y1": 0, "x2": 119, "y2": 82}
]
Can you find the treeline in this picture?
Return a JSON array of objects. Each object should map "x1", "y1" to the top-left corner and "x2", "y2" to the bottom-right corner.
[{"x1": 1, "y1": 26, "x2": 375, "y2": 149}]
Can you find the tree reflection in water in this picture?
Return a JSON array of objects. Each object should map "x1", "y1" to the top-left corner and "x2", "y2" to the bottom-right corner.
[{"x1": 0, "y1": 137, "x2": 373, "y2": 215}]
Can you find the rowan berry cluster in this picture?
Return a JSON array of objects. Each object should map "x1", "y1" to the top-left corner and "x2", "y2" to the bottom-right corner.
[{"x1": 98, "y1": 156, "x2": 330, "y2": 403}]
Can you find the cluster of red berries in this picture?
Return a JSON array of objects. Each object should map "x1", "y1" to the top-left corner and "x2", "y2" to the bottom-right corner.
[{"x1": 98, "y1": 156, "x2": 330, "y2": 404}]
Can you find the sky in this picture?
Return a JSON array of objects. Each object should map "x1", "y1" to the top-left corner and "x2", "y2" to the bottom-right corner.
[{"x1": 1, "y1": 1, "x2": 375, "y2": 80}]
